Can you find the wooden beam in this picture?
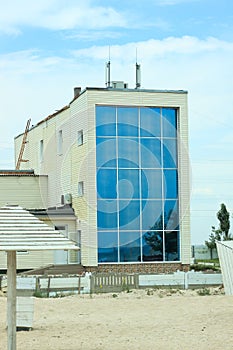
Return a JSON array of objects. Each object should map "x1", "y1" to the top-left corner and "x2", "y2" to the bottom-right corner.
[{"x1": 7, "y1": 251, "x2": 16, "y2": 350}]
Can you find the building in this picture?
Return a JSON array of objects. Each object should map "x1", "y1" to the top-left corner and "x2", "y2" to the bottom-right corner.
[
  {"x1": 0, "y1": 170, "x2": 78, "y2": 270},
  {"x1": 14, "y1": 82, "x2": 190, "y2": 273}
]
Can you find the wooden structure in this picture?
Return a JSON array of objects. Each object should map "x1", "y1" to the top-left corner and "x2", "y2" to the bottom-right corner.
[
  {"x1": 15, "y1": 118, "x2": 31, "y2": 170},
  {"x1": 0, "y1": 205, "x2": 79, "y2": 350}
]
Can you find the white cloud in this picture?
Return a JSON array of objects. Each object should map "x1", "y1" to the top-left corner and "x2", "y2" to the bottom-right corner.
[
  {"x1": 72, "y1": 36, "x2": 233, "y2": 60},
  {"x1": 0, "y1": 0, "x2": 127, "y2": 34},
  {"x1": 155, "y1": 0, "x2": 200, "y2": 5},
  {"x1": 0, "y1": 34, "x2": 233, "y2": 244}
]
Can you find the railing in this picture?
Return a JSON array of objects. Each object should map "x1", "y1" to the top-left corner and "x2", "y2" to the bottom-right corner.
[{"x1": 90, "y1": 273, "x2": 139, "y2": 293}]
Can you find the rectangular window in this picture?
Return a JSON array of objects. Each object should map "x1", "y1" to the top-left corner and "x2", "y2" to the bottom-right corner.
[
  {"x1": 55, "y1": 226, "x2": 68, "y2": 238},
  {"x1": 58, "y1": 130, "x2": 63, "y2": 154},
  {"x1": 78, "y1": 181, "x2": 84, "y2": 196},
  {"x1": 39, "y1": 139, "x2": 43, "y2": 162},
  {"x1": 78, "y1": 130, "x2": 83, "y2": 146},
  {"x1": 96, "y1": 105, "x2": 180, "y2": 263}
]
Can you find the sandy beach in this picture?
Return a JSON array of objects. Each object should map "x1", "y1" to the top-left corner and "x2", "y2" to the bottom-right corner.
[{"x1": 0, "y1": 288, "x2": 233, "y2": 350}]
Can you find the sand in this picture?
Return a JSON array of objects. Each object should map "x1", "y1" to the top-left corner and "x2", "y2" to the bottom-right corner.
[{"x1": 0, "y1": 287, "x2": 233, "y2": 350}]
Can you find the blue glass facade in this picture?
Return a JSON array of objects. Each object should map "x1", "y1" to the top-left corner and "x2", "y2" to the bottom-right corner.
[{"x1": 96, "y1": 105, "x2": 179, "y2": 263}]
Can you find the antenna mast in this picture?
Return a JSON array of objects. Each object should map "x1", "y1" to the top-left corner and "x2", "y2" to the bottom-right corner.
[
  {"x1": 135, "y1": 48, "x2": 141, "y2": 89},
  {"x1": 105, "y1": 46, "x2": 111, "y2": 87}
]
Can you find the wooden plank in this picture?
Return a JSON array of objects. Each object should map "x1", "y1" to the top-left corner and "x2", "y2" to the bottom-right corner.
[{"x1": 2, "y1": 245, "x2": 79, "y2": 251}]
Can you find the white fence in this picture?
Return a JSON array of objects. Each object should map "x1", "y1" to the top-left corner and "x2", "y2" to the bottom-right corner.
[
  {"x1": 139, "y1": 271, "x2": 222, "y2": 289},
  {"x1": 216, "y1": 241, "x2": 233, "y2": 295},
  {"x1": 1, "y1": 271, "x2": 223, "y2": 296},
  {"x1": 1, "y1": 274, "x2": 91, "y2": 297}
]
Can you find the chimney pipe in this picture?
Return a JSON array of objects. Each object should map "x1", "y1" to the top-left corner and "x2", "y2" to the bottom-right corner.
[{"x1": 74, "y1": 87, "x2": 81, "y2": 98}]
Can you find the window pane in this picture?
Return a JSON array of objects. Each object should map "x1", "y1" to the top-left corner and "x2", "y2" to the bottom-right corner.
[
  {"x1": 96, "y1": 106, "x2": 116, "y2": 136},
  {"x1": 141, "y1": 169, "x2": 162, "y2": 199},
  {"x1": 162, "y1": 108, "x2": 177, "y2": 137},
  {"x1": 119, "y1": 231, "x2": 140, "y2": 262},
  {"x1": 163, "y1": 170, "x2": 178, "y2": 199},
  {"x1": 165, "y1": 231, "x2": 179, "y2": 261},
  {"x1": 78, "y1": 130, "x2": 83, "y2": 146},
  {"x1": 96, "y1": 138, "x2": 116, "y2": 168},
  {"x1": 98, "y1": 231, "x2": 118, "y2": 262},
  {"x1": 118, "y1": 169, "x2": 139, "y2": 199},
  {"x1": 163, "y1": 139, "x2": 177, "y2": 168},
  {"x1": 97, "y1": 169, "x2": 117, "y2": 199},
  {"x1": 164, "y1": 200, "x2": 179, "y2": 230},
  {"x1": 117, "y1": 107, "x2": 138, "y2": 136},
  {"x1": 141, "y1": 138, "x2": 161, "y2": 168},
  {"x1": 142, "y1": 231, "x2": 163, "y2": 261},
  {"x1": 140, "y1": 107, "x2": 161, "y2": 137},
  {"x1": 142, "y1": 200, "x2": 163, "y2": 230},
  {"x1": 118, "y1": 138, "x2": 139, "y2": 168},
  {"x1": 97, "y1": 200, "x2": 118, "y2": 229},
  {"x1": 119, "y1": 200, "x2": 140, "y2": 230}
]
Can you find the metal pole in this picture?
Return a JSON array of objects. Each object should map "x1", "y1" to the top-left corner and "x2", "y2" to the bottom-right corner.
[{"x1": 7, "y1": 251, "x2": 17, "y2": 350}]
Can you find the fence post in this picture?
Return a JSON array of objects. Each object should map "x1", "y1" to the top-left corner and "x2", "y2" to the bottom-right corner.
[
  {"x1": 184, "y1": 272, "x2": 188, "y2": 289},
  {"x1": 78, "y1": 276, "x2": 81, "y2": 295},
  {"x1": 47, "y1": 277, "x2": 51, "y2": 297},
  {"x1": 134, "y1": 274, "x2": 139, "y2": 289}
]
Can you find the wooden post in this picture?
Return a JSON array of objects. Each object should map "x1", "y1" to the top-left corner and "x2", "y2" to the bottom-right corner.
[{"x1": 7, "y1": 251, "x2": 17, "y2": 350}]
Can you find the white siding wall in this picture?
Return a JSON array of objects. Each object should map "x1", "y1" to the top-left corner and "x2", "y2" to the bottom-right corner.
[{"x1": 0, "y1": 176, "x2": 48, "y2": 209}]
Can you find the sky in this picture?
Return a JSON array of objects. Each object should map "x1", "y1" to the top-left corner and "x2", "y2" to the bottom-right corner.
[{"x1": 0, "y1": 0, "x2": 233, "y2": 245}]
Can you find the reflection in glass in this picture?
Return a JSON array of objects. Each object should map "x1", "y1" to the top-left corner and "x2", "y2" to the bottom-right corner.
[
  {"x1": 162, "y1": 108, "x2": 177, "y2": 138},
  {"x1": 117, "y1": 107, "x2": 138, "y2": 136},
  {"x1": 163, "y1": 139, "x2": 177, "y2": 168},
  {"x1": 118, "y1": 138, "x2": 139, "y2": 168},
  {"x1": 97, "y1": 169, "x2": 117, "y2": 199},
  {"x1": 142, "y1": 200, "x2": 163, "y2": 231},
  {"x1": 142, "y1": 231, "x2": 163, "y2": 261},
  {"x1": 119, "y1": 200, "x2": 140, "y2": 229},
  {"x1": 96, "y1": 106, "x2": 116, "y2": 136},
  {"x1": 95, "y1": 105, "x2": 180, "y2": 263},
  {"x1": 98, "y1": 231, "x2": 118, "y2": 262},
  {"x1": 163, "y1": 170, "x2": 178, "y2": 198},
  {"x1": 140, "y1": 107, "x2": 161, "y2": 137},
  {"x1": 118, "y1": 169, "x2": 139, "y2": 199},
  {"x1": 96, "y1": 138, "x2": 116, "y2": 168},
  {"x1": 141, "y1": 169, "x2": 162, "y2": 198},
  {"x1": 119, "y1": 231, "x2": 140, "y2": 262},
  {"x1": 97, "y1": 200, "x2": 118, "y2": 229},
  {"x1": 165, "y1": 231, "x2": 179, "y2": 261},
  {"x1": 164, "y1": 200, "x2": 179, "y2": 230},
  {"x1": 140, "y1": 138, "x2": 161, "y2": 168}
]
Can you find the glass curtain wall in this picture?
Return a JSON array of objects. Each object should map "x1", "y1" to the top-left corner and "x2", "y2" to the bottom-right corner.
[{"x1": 96, "y1": 105, "x2": 179, "y2": 263}]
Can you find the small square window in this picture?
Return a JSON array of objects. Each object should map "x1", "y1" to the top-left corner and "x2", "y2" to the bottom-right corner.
[
  {"x1": 39, "y1": 139, "x2": 44, "y2": 162},
  {"x1": 78, "y1": 130, "x2": 84, "y2": 146},
  {"x1": 78, "y1": 181, "x2": 84, "y2": 196},
  {"x1": 58, "y1": 130, "x2": 63, "y2": 154}
]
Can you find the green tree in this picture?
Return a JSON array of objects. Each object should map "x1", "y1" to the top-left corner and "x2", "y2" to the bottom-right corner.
[
  {"x1": 205, "y1": 226, "x2": 221, "y2": 259},
  {"x1": 205, "y1": 203, "x2": 232, "y2": 258},
  {"x1": 217, "y1": 203, "x2": 230, "y2": 240}
]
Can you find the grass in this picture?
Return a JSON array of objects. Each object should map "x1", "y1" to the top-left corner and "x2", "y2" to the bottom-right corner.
[{"x1": 196, "y1": 288, "x2": 211, "y2": 296}]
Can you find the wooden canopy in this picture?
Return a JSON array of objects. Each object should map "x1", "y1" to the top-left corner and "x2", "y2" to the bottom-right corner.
[
  {"x1": 0, "y1": 205, "x2": 79, "y2": 350},
  {"x1": 0, "y1": 205, "x2": 79, "y2": 251}
]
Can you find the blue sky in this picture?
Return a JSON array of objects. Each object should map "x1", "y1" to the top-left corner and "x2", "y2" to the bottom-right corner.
[{"x1": 0, "y1": 0, "x2": 233, "y2": 245}]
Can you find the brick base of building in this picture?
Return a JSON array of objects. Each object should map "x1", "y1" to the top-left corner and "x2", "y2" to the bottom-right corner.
[{"x1": 84, "y1": 263, "x2": 190, "y2": 274}]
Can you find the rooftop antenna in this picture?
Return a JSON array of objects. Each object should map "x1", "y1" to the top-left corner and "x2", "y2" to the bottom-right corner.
[
  {"x1": 105, "y1": 46, "x2": 111, "y2": 88},
  {"x1": 135, "y1": 48, "x2": 141, "y2": 89}
]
